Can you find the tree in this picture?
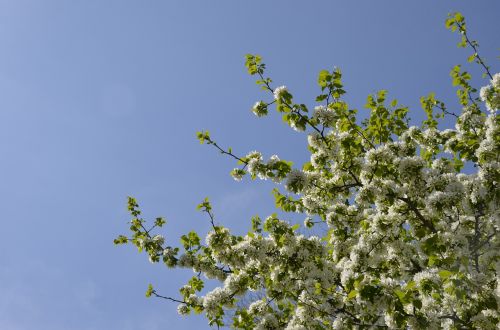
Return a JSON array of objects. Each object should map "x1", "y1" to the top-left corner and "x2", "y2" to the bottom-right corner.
[{"x1": 115, "y1": 13, "x2": 499, "y2": 329}]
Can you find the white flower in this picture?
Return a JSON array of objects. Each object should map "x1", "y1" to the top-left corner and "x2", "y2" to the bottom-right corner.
[
  {"x1": 267, "y1": 154, "x2": 280, "y2": 166},
  {"x1": 246, "y1": 150, "x2": 262, "y2": 160},
  {"x1": 246, "y1": 151, "x2": 263, "y2": 175},
  {"x1": 177, "y1": 254, "x2": 195, "y2": 268},
  {"x1": 136, "y1": 238, "x2": 146, "y2": 248},
  {"x1": 302, "y1": 195, "x2": 319, "y2": 211},
  {"x1": 313, "y1": 105, "x2": 335, "y2": 125},
  {"x1": 205, "y1": 227, "x2": 230, "y2": 247},
  {"x1": 480, "y1": 85, "x2": 493, "y2": 102},
  {"x1": 398, "y1": 156, "x2": 425, "y2": 176},
  {"x1": 285, "y1": 169, "x2": 308, "y2": 192},
  {"x1": 231, "y1": 168, "x2": 245, "y2": 181},
  {"x1": 152, "y1": 234, "x2": 165, "y2": 245},
  {"x1": 479, "y1": 82, "x2": 500, "y2": 112},
  {"x1": 177, "y1": 304, "x2": 189, "y2": 315},
  {"x1": 413, "y1": 269, "x2": 439, "y2": 285},
  {"x1": 252, "y1": 101, "x2": 268, "y2": 117},
  {"x1": 273, "y1": 85, "x2": 288, "y2": 100},
  {"x1": 248, "y1": 300, "x2": 267, "y2": 315},
  {"x1": 491, "y1": 72, "x2": 500, "y2": 89},
  {"x1": 307, "y1": 133, "x2": 322, "y2": 149},
  {"x1": 203, "y1": 287, "x2": 229, "y2": 315},
  {"x1": 162, "y1": 247, "x2": 175, "y2": 258},
  {"x1": 256, "y1": 313, "x2": 279, "y2": 330},
  {"x1": 384, "y1": 312, "x2": 398, "y2": 328},
  {"x1": 289, "y1": 117, "x2": 305, "y2": 132}
]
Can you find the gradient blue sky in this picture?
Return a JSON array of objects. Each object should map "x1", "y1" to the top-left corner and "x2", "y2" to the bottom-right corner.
[{"x1": 0, "y1": 1, "x2": 498, "y2": 329}]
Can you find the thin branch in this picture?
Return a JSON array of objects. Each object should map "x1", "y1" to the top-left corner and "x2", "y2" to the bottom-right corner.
[
  {"x1": 434, "y1": 102, "x2": 459, "y2": 118},
  {"x1": 152, "y1": 291, "x2": 187, "y2": 304},
  {"x1": 256, "y1": 70, "x2": 330, "y2": 145},
  {"x1": 398, "y1": 197, "x2": 437, "y2": 233},
  {"x1": 205, "y1": 137, "x2": 248, "y2": 166},
  {"x1": 438, "y1": 313, "x2": 468, "y2": 326},
  {"x1": 455, "y1": 22, "x2": 493, "y2": 80}
]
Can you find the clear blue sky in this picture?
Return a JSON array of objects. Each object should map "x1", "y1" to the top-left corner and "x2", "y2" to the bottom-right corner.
[{"x1": 0, "y1": 1, "x2": 498, "y2": 329}]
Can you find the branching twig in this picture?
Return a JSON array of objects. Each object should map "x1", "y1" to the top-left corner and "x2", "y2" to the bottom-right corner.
[
  {"x1": 205, "y1": 137, "x2": 249, "y2": 167},
  {"x1": 151, "y1": 291, "x2": 187, "y2": 304},
  {"x1": 398, "y1": 197, "x2": 437, "y2": 233},
  {"x1": 455, "y1": 21, "x2": 493, "y2": 80}
]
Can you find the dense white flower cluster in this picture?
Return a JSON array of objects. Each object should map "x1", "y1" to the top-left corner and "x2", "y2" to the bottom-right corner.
[
  {"x1": 246, "y1": 151, "x2": 263, "y2": 176},
  {"x1": 177, "y1": 303, "x2": 189, "y2": 315},
  {"x1": 285, "y1": 169, "x2": 308, "y2": 192},
  {"x1": 313, "y1": 105, "x2": 336, "y2": 126},
  {"x1": 152, "y1": 234, "x2": 165, "y2": 245},
  {"x1": 480, "y1": 73, "x2": 500, "y2": 112}
]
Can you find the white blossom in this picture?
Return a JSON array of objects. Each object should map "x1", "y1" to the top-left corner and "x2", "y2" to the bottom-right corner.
[
  {"x1": 177, "y1": 304, "x2": 189, "y2": 315},
  {"x1": 252, "y1": 101, "x2": 268, "y2": 117},
  {"x1": 285, "y1": 169, "x2": 308, "y2": 192},
  {"x1": 273, "y1": 85, "x2": 288, "y2": 100},
  {"x1": 313, "y1": 105, "x2": 335, "y2": 125}
]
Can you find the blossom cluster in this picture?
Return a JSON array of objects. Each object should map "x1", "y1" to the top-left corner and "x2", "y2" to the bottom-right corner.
[{"x1": 480, "y1": 73, "x2": 500, "y2": 113}]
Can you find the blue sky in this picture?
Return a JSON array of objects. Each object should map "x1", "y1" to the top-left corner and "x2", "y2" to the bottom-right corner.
[{"x1": 0, "y1": 1, "x2": 498, "y2": 329}]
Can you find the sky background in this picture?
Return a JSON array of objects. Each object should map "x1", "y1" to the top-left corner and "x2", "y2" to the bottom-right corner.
[{"x1": 0, "y1": 1, "x2": 498, "y2": 329}]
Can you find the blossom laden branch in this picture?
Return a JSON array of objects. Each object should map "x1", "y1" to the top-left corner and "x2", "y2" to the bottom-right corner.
[
  {"x1": 446, "y1": 12, "x2": 493, "y2": 79},
  {"x1": 116, "y1": 13, "x2": 500, "y2": 329}
]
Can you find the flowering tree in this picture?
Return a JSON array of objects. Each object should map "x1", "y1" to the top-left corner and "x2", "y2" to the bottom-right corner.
[{"x1": 115, "y1": 13, "x2": 499, "y2": 329}]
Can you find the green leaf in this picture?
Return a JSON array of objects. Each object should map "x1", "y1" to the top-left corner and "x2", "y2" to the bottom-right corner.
[
  {"x1": 145, "y1": 284, "x2": 154, "y2": 298},
  {"x1": 445, "y1": 18, "x2": 454, "y2": 29},
  {"x1": 316, "y1": 94, "x2": 327, "y2": 102},
  {"x1": 406, "y1": 281, "x2": 416, "y2": 290},
  {"x1": 113, "y1": 235, "x2": 128, "y2": 245},
  {"x1": 154, "y1": 217, "x2": 166, "y2": 227},
  {"x1": 317, "y1": 70, "x2": 331, "y2": 88},
  {"x1": 438, "y1": 270, "x2": 453, "y2": 279},
  {"x1": 188, "y1": 276, "x2": 205, "y2": 292},
  {"x1": 196, "y1": 131, "x2": 211, "y2": 144},
  {"x1": 394, "y1": 289, "x2": 405, "y2": 301}
]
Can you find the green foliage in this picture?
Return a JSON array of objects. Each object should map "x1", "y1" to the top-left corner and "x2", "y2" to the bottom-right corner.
[
  {"x1": 450, "y1": 65, "x2": 476, "y2": 106},
  {"x1": 364, "y1": 90, "x2": 409, "y2": 144},
  {"x1": 180, "y1": 231, "x2": 201, "y2": 251},
  {"x1": 196, "y1": 197, "x2": 212, "y2": 213},
  {"x1": 145, "y1": 283, "x2": 154, "y2": 298},
  {"x1": 245, "y1": 54, "x2": 264, "y2": 76}
]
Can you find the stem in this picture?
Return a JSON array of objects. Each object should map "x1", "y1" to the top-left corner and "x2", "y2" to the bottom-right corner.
[
  {"x1": 456, "y1": 22, "x2": 493, "y2": 80},
  {"x1": 256, "y1": 70, "x2": 330, "y2": 145},
  {"x1": 206, "y1": 137, "x2": 248, "y2": 166},
  {"x1": 152, "y1": 291, "x2": 187, "y2": 304},
  {"x1": 398, "y1": 197, "x2": 437, "y2": 233}
]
